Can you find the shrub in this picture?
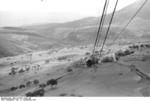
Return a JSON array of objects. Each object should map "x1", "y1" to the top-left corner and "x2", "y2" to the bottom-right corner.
[
  {"x1": 86, "y1": 59, "x2": 93, "y2": 67},
  {"x1": 115, "y1": 50, "x2": 125, "y2": 57},
  {"x1": 66, "y1": 68, "x2": 73, "y2": 72},
  {"x1": 85, "y1": 52, "x2": 90, "y2": 56},
  {"x1": 25, "y1": 92, "x2": 33, "y2": 97},
  {"x1": 39, "y1": 83, "x2": 47, "y2": 88},
  {"x1": 10, "y1": 87, "x2": 18, "y2": 91},
  {"x1": 115, "y1": 55, "x2": 119, "y2": 61},
  {"x1": 26, "y1": 81, "x2": 32, "y2": 87},
  {"x1": 45, "y1": 60, "x2": 50, "y2": 64},
  {"x1": 33, "y1": 80, "x2": 39, "y2": 85},
  {"x1": 57, "y1": 56, "x2": 67, "y2": 61},
  {"x1": 124, "y1": 50, "x2": 130, "y2": 55},
  {"x1": 94, "y1": 51, "x2": 99, "y2": 54},
  {"x1": 26, "y1": 68, "x2": 30, "y2": 71},
  {"x1": 19, "y1": 84, "x2": 25, "y2": 89},
  {"x1": 118, "y1": 73, "x2": 123, "y2": 76},
  {"x1": 59, "y1": 93, "x2": 67, "y2": 96},
  {"x1": 9, "y1": 72, "x2": 12, "y2": 75},
  {"x1": 140, "y1": 44, "x2": 144, "y2": 48},
  {"x1": 145, "y1": 44, "x2": 150, "y2": 48},
  {"x1": 115, "y1": 49, "x2": 134, "y2": 57},
  {"x1": 32, "y1": 89, "x2": 45, "y2": 96},
  {"x1": 18, "y1": 69, "x2": 24, "y2": 73},
  {"x1": 101, "y1": 56, "x2": 114, "y2": 63},
  {"x1": 86, "y1": 56, "x2": 99, "y2": 67},
  {"x1": 46, "y1": 79, "x2": 57, "y2": 86},
  {"x1": 129, "y1": 46, "x2": 133, "y2": 49}
]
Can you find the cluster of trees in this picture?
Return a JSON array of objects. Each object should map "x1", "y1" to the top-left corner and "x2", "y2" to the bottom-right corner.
[
  {"x1": 129, "y1": 43, "x2": 150, "y2": 50},
  {"x1": 10, "y1": 79, "x2": 39, "y2": 91},
  {"x1": 100, "y1": 43, "x2": 150, "y2": 63},
  {"x1": 38, "y1": 78, "x2": 58, "y2": 89},
  {"x1": 9, "y1": 64, "x2": 42, "y2": 76},
  {"x1": 26, "y1": 88, "x2": 45, "y2": 97},
  {"x1": 25, "y1": 78, "x2": 59, "y2": 97},
  {"x1": 129, "y1": 45, "x2": 139, "y2": 50},
  {"x1": 115, "y1": 49, "x2": 134, "y2": 57},
  {"x1": 83, "y1": 45, "x2": 137, "y2": 65},
  {"x1": 86, "y1": 49, "x2": 134, "y2": 64},
  {"x1": 10, "y1": 84, "x2": 25, "y2": 91},
  {"x1": 10, "y1": 74, "x2": 61, "y2": 96},
  {"x1": 9, "y1": 67, "x2": 17, "y2": 75},
  {"x1": 9, "y1": 67, "x2": 30, "y2": 76}
]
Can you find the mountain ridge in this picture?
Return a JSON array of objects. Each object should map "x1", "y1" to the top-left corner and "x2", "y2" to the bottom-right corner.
[{"x1": 0, "y1": 0, "x2": 150, "y2": 57}]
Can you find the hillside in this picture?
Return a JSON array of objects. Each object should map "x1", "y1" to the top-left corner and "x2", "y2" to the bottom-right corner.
[
  {"x1": 0, "y1": 27, "x2": 58, "y2": 57},
  {"x1": 112, "y1": 0, "x2": 150, "y2": 31},
  {"x1": 0, "y1": 36, "x2": 24, "y2": 57},
  {"x1": 23, "y1": 0, "x2": 150, "y2": 45},
  {"x1": 1, "y1": 0, "x2": 150, "y2": 58}
]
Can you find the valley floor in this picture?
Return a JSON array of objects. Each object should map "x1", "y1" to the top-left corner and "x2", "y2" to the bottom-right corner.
[{"x1": 0, "y1": 45, "x2": 150, "y2": 96}]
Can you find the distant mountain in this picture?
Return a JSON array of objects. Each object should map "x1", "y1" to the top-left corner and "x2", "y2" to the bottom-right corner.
[
  {"x1": 0, "y1": 0, "x2": 150, "y2": 57},
  {"x1": 23, "y1": 0, "x2": 150, "y2": 41},
  {"x1": 23, "y1": 0, "x2": 150, "y2": 46},
  {"x1": 115, "y1": 0, "x2": 150, "y2": 21}
]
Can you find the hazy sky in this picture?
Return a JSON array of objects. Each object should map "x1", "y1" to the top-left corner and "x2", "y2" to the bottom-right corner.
[{"x1": 0, "y1": 0, "x2": 138, "y2": 27}]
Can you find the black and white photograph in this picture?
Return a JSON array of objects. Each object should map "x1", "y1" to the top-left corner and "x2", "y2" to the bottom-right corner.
[{"x1": 0, "y1": 0, "x2": 150, "y2": 98}]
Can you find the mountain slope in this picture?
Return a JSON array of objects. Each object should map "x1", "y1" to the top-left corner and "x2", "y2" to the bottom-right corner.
[
  {"x1": 0, "y1": 27, "x2": 58, "y2": 58},
  {"x1": 0, "y1": 36, "x2": 24, "y2": 57},
  {"x1": 1, "y1": 0, "x2": 150, "y2": 57},
  {"x1": 22, "y1": 0, "x2": 150, "y2": 46}
]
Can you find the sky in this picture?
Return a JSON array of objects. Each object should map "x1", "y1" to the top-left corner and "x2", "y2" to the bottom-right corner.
[{"x1": 0, "y1": 0, "x2": 138, "y2": 27}]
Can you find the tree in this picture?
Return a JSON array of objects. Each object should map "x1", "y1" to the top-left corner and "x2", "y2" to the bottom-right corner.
[{"x1": 46, "y1": 79, "x2": 57, "y2": 87}]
